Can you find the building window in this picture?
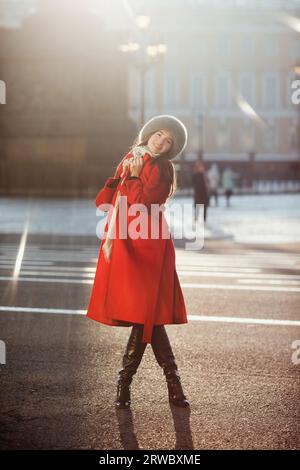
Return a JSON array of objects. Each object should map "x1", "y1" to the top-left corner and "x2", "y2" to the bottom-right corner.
[
  {"x1": 128, "y1": 67, "x2": 139, "y2": 110},
  {"x1": 144, "y1": 69, "x2": 155, "y2": 108},
  {"x1": 289, "y1": 119, "x2": 298, "y2": 152},
  {"x1": 239, "y1": 72, "x2": 256, "y2": 106},
  {"x1": 289, "y1": 39, "x2": 300, "y2": 58},
  {"x1": 165, "y1": 40, "x2": 177, "y2": 60},
  {"x1": 217, "y1": 37, "x2": 230, "y2": 57},
  {"x1": 197, "y1": 41, "x2": 207, "y2": 57},
  {"x1": 216, "y1": 118, "x2": 230, "y2": 151},
  {"x1": 215, "y1": 72, "x2": 231, "y2": 108},
  {"x1": 263, "y1": 73, "x2": 280, "y2": 108},
  {"x1": 164, "y1": 74, "x2": 179, "y2": 107},
  {"x1": 264, "y1": 38, "x2": 278, "y2": 57},
  {"x1": 241, "y1": 118, "x2": 255, "y2": 152},
  {"x1": 287, "y1": 71, "x2": 295, "y2": 108},
  {"x1": 240, "y1": 37, "x2": 255, "y2": 56},
  {"x1": 264, "y1": 121, "x2": 278, "y2": 152},
  {"x1": 190, "y1": 74, "x2": 206, "y2": 109}
]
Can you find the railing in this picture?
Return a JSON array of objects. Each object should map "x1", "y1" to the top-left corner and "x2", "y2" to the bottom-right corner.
[{"x1": 176, "y1": 180, "x2": 300, "y2": 196}]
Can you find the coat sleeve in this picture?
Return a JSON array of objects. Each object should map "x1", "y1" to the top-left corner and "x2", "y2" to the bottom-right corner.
[
  {"x1": 122, "y1": 163, "x2": 170, "y2": 209},
  {"x1": 95, "y1": 177, "x2": 121, "y2": 208},
  {"x1": 95, "y1": 155, "x2": 130, "y2": 208}
]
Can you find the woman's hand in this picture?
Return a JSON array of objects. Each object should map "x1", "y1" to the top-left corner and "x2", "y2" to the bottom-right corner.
[
  {"x1": 121, "y1": 156, "x2": 143, "y2": 178},
  {"x1": 120, "y1": 158, "x2": 131, "y2": 178},
  {"x1": 129, "y1": 156, "x2": 143, "y2": 177}
]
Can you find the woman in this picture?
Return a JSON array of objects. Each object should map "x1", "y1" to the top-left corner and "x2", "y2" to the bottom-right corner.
[
  {"x1": 222, "y1": 165, "x2": 237, "y2": 207},
  {"x1": 86, "y1": 115, "x2": 189, "y2": 409},
  {"x1": 207, "y1": 163, "x2": 220, "y2": 207},
  {"x1": 192, "y1": 157, "x2": 209, "y2": 223}
]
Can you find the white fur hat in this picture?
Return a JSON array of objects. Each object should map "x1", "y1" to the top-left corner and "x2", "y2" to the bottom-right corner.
[{"x1": 138, "y1": 114, "x2": 188, "y2": 160}]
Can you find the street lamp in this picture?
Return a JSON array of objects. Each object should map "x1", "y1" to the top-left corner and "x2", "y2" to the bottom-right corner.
[
  {"x1": 197, "y1": 111, "x2": 204, "y2": 154},
  {"x1": 120, "y1": 16, "x2": 167, "y2": 127},
  {"x1": 135, "y1": 15, "x2": 151, "y2": 30},
  {"x1": 119, "y1": 42, "x2": 140, "y2": 53}
]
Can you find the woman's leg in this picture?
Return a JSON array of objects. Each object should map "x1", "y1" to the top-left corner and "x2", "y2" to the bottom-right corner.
[
  {"x1": 225, "y1": 189, "x2": 230, "y2": 207},
  {"x1": 215, "y1": 190, "x2": 218, "y2": 206},
  {"x1": 204, "y1": 201, "x2": 208, "y2": 222},
  {"x1": 193, "y1": 200, "x2": 198, "y2": 222},
  {"x1": 115, "y1": 324, "x2": 147, "y2": 409},
  {"x1": 151, "y1": 325, "x2": 189, "y2": 408}
]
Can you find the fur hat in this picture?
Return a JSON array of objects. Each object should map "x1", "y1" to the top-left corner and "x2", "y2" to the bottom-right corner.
[{"x1": 138, "y1": 114, "x2": 188, "y2": 160}]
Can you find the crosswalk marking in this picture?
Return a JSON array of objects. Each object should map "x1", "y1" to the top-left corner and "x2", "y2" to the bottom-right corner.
[
  {"x1": 2, "y1": 244, "x2": 299, "y2": 257},
  {"x1": 0, "y1": 275, "x2": 299, "y2": 292},
  {"x1": 0, "y1": 244, "x2": 299, "y2": 294},
  {"x1": 0, "y1": 266, "x2": 300, "y2": 287},
  {"x1": 178, "y1": 271, "x2": 300, "y2": 281},
  {"x1": 237, "y1": 278, "x2": 300, "y2": 286},
  {"x1": 0, "y1": 261, "x2": 54, "y2": 266},
  {"x1": 0, "y1": 276, "x2": 90, "y2": 284},
  {"x1": 180, "y1": 282, "x2": 300, "y2": 292},
  {"x1": 0, "y1": 306, "x2": 299, "y2": 327},
  {"x1": 0, "y1": 257, "x2": 298, "y2": 268},
  {"x1": 1, "y1": 264, "x2": 300, "y2": 281},
  {"x1": 0, "y1": 264, "x2": 94, "y2": 272}
]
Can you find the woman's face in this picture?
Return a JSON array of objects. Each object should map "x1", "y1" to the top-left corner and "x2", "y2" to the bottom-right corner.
[{"x1": 147, "y1": 130, "x2": 174, "y2": 155}]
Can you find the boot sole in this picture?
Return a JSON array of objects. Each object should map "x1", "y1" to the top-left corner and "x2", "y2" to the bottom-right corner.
[
  {"x1": 169, "y1": 399, "x2": 190, "y2": 408},
  {"x1": 115, "y1": 402, "x2": 131, "y2": 409}
]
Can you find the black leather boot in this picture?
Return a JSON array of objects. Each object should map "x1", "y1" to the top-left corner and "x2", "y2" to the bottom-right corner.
[
  {"x1": 151, "y1": 325, "x2": 189, "y2": 408},
  {"x1": 115, "y1": 324, "x2": 147, "y2": 409}
]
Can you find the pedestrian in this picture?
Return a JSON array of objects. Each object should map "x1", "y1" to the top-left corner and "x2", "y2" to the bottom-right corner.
[
  {"x1": 222, "y1": 165, "x2": 236, "y2": 207},
  {"x1": 192, "y1": 154, "x2": 209, "y2": 223},
  {"x1": 86, "y1": 115, "x2": 190, "y2": 409},
  {"x1": 207, "y1": 163, "x2": 220, "y2": 207}
]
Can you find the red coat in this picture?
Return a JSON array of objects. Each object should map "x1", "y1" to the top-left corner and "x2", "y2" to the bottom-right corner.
[{"x1": 86, "y1": 151, "x2": 188, "y2": 343}]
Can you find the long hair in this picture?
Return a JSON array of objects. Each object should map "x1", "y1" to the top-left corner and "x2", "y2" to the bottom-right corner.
[{"x1": 128, "y1": 131, "x2": 177, "y2": 201}]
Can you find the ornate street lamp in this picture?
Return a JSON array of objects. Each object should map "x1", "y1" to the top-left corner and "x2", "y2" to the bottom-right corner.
[{"x1": 120, "y1": 16, "x2": 167, "y2": 127}]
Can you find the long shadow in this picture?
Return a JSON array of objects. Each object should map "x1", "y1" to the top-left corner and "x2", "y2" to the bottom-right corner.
[
  {"x1": 116, "y1": 408, "x2": 140, "y2": 450},
  {"x1": 169, "y1": 404, "x2": 194, "y2": 450},
  {"x1": 116, "y1": 404, "x2": 194, "y2": 450}
]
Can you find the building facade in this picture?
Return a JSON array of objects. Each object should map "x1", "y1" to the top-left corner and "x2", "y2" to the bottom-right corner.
[
  {"x1": 1, "y1": 0, "x2": 299, "y2": 191},
  {"x1": 0, "y1": 0, "x2": 136, "y2": 196},
  {"x1": 122, "y1": 0, "x2": 300, "y2": 186}
]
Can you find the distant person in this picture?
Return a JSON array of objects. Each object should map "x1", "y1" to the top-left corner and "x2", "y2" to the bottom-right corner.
[
  {"x1": 222, "y1": 165, "x2": 237, "y2": 207},
  {"x1": 192, "y1": 157, "x2": 209, "y2": 222},
  {"x1": 207, "y1": 163, "x2": 220, "y2": 206}
]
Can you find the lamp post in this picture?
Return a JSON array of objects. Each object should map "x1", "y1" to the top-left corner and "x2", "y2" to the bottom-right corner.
[
  {"x1": 197, "y1": 111, "x2": 205, "y2": 154},
  {"x1": 120, "y1": 16, "x2": 167, "y2": 127}
]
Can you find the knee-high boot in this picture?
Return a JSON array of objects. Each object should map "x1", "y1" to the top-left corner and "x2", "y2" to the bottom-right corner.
[
  {"x1": 151, "y1": 325, "x2": 189, "y2": 408},
  {"x1": 115, "y1": 324, "x2": 147, "y2": 409}
]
